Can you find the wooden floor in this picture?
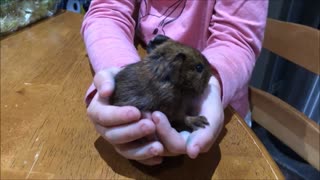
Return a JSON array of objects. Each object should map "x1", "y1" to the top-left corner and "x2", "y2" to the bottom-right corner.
[{"x1": 1, "y1": 12, "x2": 283, "y2": 179}]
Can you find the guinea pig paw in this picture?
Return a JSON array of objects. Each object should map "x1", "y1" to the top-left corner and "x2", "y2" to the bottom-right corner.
[{"x1": 185, "y1": 116, "x2": 210, "y2": 131}]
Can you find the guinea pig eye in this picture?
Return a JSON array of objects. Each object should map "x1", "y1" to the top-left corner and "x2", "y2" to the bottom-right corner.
[
  {"x1": 164, "y1": 75, "x2": 170, "y2": 82},
  {"x1": 195, "y1": 63, "x2": 204, "y2": 73}
]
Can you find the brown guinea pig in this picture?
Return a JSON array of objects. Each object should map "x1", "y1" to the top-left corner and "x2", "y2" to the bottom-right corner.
[{"x1": 110, "y1": 35, "x2": 212, "y2": 132}]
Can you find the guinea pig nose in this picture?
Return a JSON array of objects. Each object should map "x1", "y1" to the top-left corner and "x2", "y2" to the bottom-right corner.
[{"x1": 195, "y1": 63, "x2": 204, "y2": 73}]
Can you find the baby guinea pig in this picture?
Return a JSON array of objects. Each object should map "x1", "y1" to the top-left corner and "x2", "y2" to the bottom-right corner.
[{"x1": 110, "y1": 35, "x2": 212, "y2": 132}]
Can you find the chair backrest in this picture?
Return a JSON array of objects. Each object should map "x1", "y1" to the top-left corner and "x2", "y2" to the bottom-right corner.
[
  {"x1": 249, "y1": 18, "x2": 320, "y2": 170},
  {"x1": 263, "y1": 18, "x2": 319, "y2": 75}
]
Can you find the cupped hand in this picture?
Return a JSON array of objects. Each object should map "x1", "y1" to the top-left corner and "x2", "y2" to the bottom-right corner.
[
  {"x1": 152, "y1": 76, "x2": 224, "y2": 159},
  {"x1": 87, "y1": 68, "x2": 165, "y2": 165}
]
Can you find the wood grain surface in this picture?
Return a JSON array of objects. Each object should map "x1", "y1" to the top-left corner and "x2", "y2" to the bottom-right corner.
[
  {"x1": 263, "y1": 19, "x2": 319, "y2": 75},
  {"x1": 250, "y1": 86, "x2": 320, "y2": 170},
  {"x1": 1, "y1": 11, "x2": 283, "y2": 179}
]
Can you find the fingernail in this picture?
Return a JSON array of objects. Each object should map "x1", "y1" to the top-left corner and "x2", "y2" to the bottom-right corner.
[
  {"x1": 190, "y1": 145, "x2": 200, "y2": 159},
  {"x1": 149, "y1": 147, "x2": 159, "y2": 156},
  {"x1": 153, "y1": 112, "x2": 161, "y2": 124},
  {"x1": 140, "y1": 124, "x2": 149, "y2": 134},
  {"x1": 127, "y1": 109, "x2": 137, "y2": 119}
]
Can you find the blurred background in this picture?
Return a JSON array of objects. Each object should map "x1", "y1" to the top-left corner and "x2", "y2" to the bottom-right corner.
[{"x1": 251, "y1": 1, "x2": 319, "y2": 179}]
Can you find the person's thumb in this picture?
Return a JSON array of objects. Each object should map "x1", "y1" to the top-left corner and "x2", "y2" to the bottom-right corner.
[{"x1": 93, "y1": 68, "x2": 121, "y2": 97}]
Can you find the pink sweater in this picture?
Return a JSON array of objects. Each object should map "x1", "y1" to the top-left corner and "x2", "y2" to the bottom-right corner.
[{"x1": 81, "y1": 0, "x2": 268, "y2": 118}]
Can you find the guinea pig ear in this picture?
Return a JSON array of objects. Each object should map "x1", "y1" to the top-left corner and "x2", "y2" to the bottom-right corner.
[
  {"x1": 146, "y1": 35, "x2": 170, "y2": 53},
  {"x1": 174, "y1": 52, "x2": 187, "y2": 61}
]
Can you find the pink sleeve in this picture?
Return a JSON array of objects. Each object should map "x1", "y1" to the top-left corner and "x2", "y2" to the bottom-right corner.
[
  {"x1": 202, "y1": 0, "x2": 268, "y2": 108},
  {"x1": 80, "y1": 0, "x2": 140, "y2": 105}
]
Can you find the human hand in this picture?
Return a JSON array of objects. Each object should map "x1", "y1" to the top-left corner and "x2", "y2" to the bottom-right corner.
[
  {"x1": 152, "y1": 76, "x2": 224, "y2": 158},
  {"x1": 87, "y1": 68, "x2": 165, "y2": 165}
]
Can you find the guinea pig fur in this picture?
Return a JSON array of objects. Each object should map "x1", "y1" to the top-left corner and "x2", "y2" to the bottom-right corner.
[{"x1": 110, "y1": 35, "x2": 212, "y2": 132}]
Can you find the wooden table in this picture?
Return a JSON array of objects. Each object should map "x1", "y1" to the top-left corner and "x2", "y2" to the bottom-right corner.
[{"x1": 1, "y1": 11, "x2": 283, "y2": 179}]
